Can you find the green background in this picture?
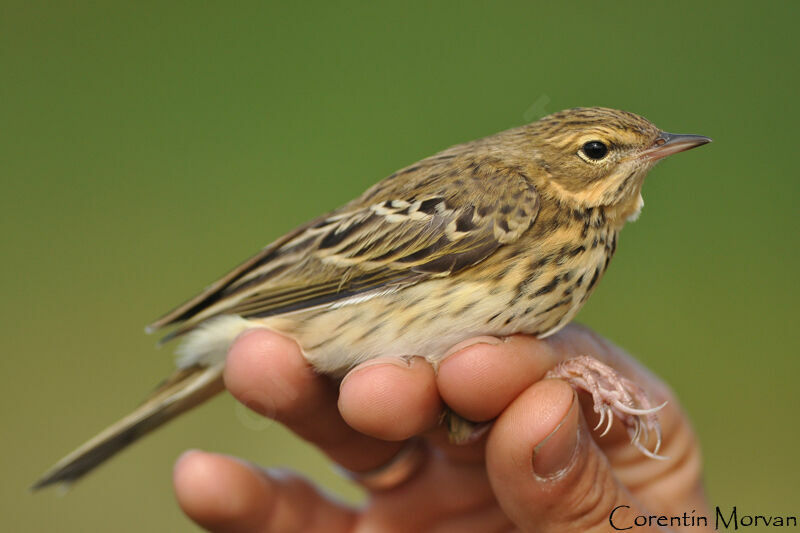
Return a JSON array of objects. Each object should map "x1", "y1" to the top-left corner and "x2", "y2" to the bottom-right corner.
[{"x1": 3, "y1": 1, "x2": 798, "y2": 531}]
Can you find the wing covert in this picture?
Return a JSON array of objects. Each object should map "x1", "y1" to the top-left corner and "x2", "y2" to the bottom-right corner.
[{"x1": 149, "y1": 161, "x2": 540, "y2": 339}]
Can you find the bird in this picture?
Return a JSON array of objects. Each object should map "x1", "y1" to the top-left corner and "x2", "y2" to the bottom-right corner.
[{"x1": 32, "y1": 107, "x2": 711, "y2": 490}]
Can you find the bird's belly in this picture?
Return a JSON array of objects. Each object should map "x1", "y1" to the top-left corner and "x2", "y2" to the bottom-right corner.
[
  {"x1": 262, "y1": 246, "x2": 611, "y2": 375},
  {"x1": 180, "y1": 238, "x2": 614, "y2": 377},
  {"x1": 264, "y1": 280, "x2": 515, "y2": 376}
]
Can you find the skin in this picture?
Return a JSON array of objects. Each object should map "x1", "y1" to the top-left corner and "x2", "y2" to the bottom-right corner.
[{"x1": 172, "y1": 325, "x2": 712, "y2": 532}]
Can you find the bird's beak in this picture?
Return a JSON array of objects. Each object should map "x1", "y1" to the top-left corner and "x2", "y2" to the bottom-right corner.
[{"x1": 640, "y1": 132, "x2": 712, "y2": 162}]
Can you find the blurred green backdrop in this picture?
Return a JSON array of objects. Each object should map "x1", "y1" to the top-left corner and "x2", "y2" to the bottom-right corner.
[{"x1": 2, "y1": 1, "x2": 798, "y2": 531}]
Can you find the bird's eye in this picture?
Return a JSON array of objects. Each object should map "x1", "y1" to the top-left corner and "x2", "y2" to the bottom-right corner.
[{"x1": 581, "y1": 141, "x2": 609, "y2": 160}]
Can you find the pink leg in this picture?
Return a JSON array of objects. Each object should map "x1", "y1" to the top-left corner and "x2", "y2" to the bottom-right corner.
[{"x1": 545, "y1": 355, "x2": 667, "y2": 459}]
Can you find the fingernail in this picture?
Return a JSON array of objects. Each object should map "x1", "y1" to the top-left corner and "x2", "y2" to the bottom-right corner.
[
  {"x1": 355, "y1": 355, "x2": 413, "y2": 370},
  {"x1": 532, "y1": 391, "x2": 580, "y2": 480},
  {"x1": 443, "y1": 336, "x2": 503, "y2": 359},
  {"x1": 340, "y1": 356, "x2": 413, "y2": 390}
]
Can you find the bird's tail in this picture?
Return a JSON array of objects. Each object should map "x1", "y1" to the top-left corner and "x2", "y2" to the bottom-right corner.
[{"x1": 31, "y1": 362, "x2": 225, "y2": 491}]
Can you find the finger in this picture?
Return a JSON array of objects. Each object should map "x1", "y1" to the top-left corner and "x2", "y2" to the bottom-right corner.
[
  {"x1": 441, "y1": 326, "x2": 706, "y2": 512},
  {"x1": 439, "y1": 327, "x2": 686, "y2": 456},
  {"x1": 338, "y1": 356, "x2": 442, "y2": 441},
  {"x1": 546, "y1": 324, "x2": 707, "y2": 512},
  {"x1": 437, "y1": 334, "x2": 558, "y2": 421},
  {"x1": 339, "y1": 356, "x2": 490, "y2": 466},
  {"x1": 486, "y1": 379, "x2": 660, "y2": 533},
  {"x1": 438, "y1": 325, "x2": 673, "y2": 424},
  {"x1": 173, "y1": 450, "x2": 356, "y2": 533},
  {"x1": 359, "y1": 443, "x2": 505, "y2": 531},
  {"x1": 546, "y1": 325, "x2": 673, "y2": 451},
  {"x1": 224, "y1": 329, "x2": 404, "y2": 472}
]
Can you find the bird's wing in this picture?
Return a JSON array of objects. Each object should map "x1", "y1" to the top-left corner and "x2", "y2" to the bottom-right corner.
[
  {"x1": 145, "y1": 213, "x2": 333, "y2": 332},
  {"x1": 148, "y1": 163, "x2": 540, "y2": 340}
]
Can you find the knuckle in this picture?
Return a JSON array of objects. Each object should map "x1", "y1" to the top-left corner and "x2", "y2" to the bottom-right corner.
[{"x1": 559, "y1": 445, "x2": 623, "y2": 531}]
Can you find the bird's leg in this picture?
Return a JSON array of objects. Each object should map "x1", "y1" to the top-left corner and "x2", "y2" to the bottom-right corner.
[
  {"x1": 441, "y1": 407, "x2": 492, "y2": 445},
  {"x1": 545, "y1": 355, "x2": 667, "y2": 459}
]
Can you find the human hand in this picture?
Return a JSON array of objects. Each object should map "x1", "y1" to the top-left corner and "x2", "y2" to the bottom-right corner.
[{"x1": 173, "y1": 324, "x2": 710, "y2": 532}]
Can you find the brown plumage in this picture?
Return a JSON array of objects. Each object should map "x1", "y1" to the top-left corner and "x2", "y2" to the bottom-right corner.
[{"x1": 32, "y1": 107, "x2": 710, "y2": 490}]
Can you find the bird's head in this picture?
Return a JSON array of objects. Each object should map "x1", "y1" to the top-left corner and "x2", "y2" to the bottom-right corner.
[{"x1": 520, "y1": 107, "x2": 711, "y2": 222}]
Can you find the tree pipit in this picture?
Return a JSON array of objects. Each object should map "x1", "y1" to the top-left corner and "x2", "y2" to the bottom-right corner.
[{"x1": 33, "y1": 107, "x2": 711, "y2": 490}]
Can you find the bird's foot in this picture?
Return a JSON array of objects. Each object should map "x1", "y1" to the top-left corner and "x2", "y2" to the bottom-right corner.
[
  {"x1": 442, "y1": 407, "x2": 492, "y2": 445},
  {"x1": 545, "y1": 355, "x2": 667, "y2": 459}
]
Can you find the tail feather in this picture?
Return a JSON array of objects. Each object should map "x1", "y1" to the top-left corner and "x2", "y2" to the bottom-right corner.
[{"x1": 31, "y1": 363, "x2": 225, "y2": 491}]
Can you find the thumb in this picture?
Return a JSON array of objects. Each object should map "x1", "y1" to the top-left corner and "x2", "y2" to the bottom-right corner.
[{"x1": 486, "y1": 379, "x2": 660, "y2": 533}]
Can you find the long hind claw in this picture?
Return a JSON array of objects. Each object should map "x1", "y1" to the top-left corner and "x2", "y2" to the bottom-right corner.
[
  {"x1": 545, "y1": 355, "x2": 667, "y2": 459},
  {"x1": 614, "y1": 401, "x2": 668, "y2": 416}
]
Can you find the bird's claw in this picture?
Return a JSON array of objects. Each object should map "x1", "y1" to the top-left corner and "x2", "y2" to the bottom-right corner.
[{"x1": 545, "y1": 355, "x2": 667, "y2": 459}]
